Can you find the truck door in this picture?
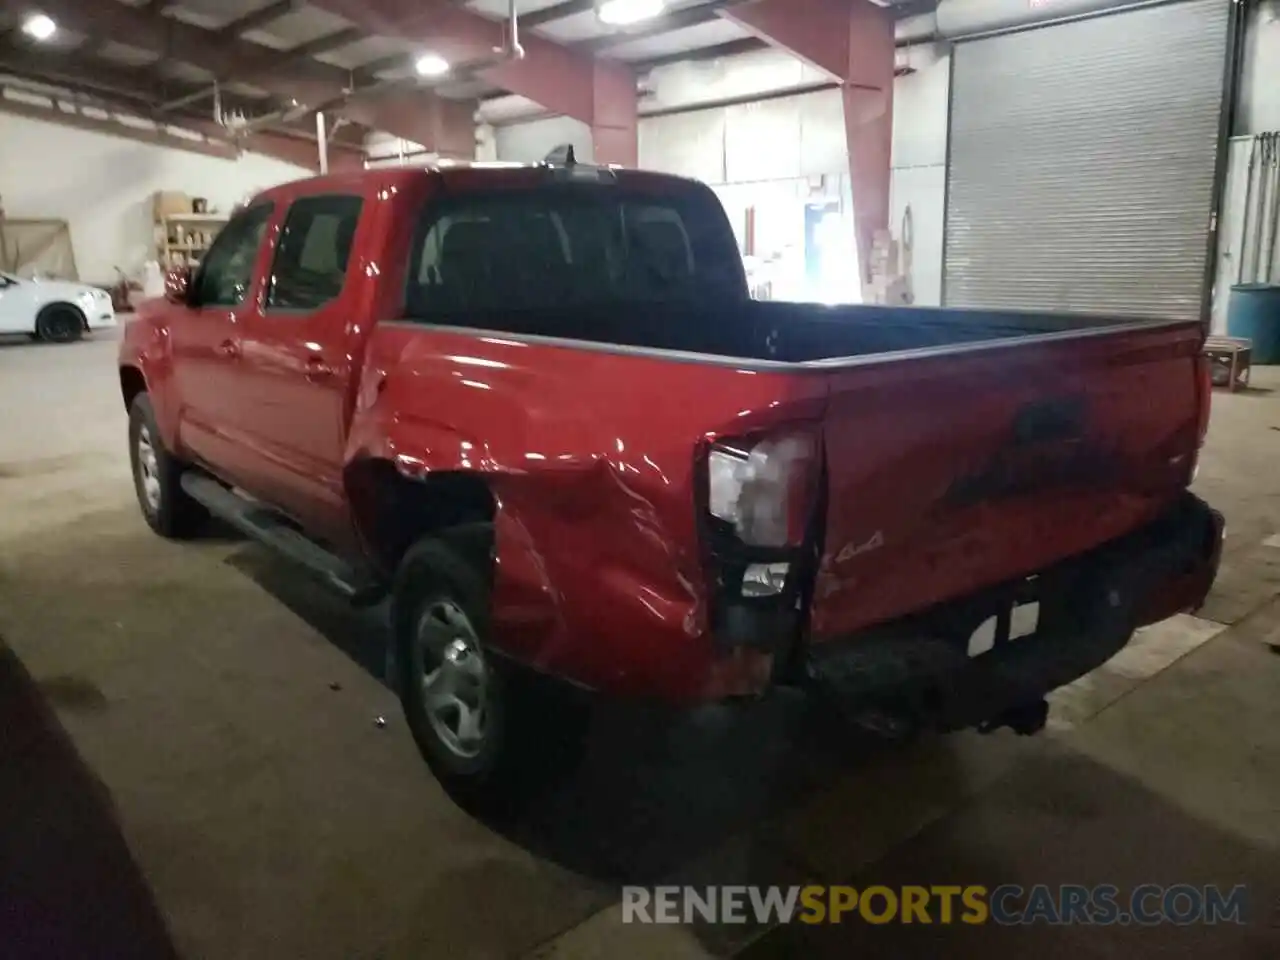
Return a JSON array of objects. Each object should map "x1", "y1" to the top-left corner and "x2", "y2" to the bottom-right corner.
[
  {"x1": 235, "y1": 193, "x2": 365, "y2": 542},
  {"x1": 169, "y1": 202, "x2": 273, "y2": 479}
]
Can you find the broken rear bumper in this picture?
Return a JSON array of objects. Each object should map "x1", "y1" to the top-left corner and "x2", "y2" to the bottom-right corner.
[{"x1": 805, "y1": 492, "x2": 1223, "y2": 734}]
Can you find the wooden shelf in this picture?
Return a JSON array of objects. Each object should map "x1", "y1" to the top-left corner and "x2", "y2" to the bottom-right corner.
[
  {"x1": 154, "y1": 205, "x2": 224, "y2": 269},
  {"x1": 161, "y1": 212, "x2": 228, "y2": 224}
]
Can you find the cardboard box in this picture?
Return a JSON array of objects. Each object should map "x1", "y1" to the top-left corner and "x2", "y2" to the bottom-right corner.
[{"x1": 152, "y1": 190, "x2": 192, "y2": 220}]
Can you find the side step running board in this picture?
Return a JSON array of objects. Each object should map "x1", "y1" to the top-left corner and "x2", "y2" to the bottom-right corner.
[{"x1": 181, "y1": 472, "x2": 384, "y2": 606}]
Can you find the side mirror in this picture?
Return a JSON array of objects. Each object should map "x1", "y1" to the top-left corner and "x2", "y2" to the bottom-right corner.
[{"x1": 164, "y1": 266, "x2": 193, "y2": 306}]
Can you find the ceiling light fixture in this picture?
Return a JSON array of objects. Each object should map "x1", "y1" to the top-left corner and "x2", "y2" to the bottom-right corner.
[
  {"x1": 22, "y1": 13, "x2": 57, "y2": 41},
  {"x1": 596, "y1": 0, "x2": 667, "y2": 27},
  {"x1": 414, "y1": 53, "x2": 450, "y2": 78}
]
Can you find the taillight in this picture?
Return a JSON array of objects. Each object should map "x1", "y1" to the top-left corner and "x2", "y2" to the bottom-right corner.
[{"x1": 706, "y1": 428, "x2": 821, "y2": 548}]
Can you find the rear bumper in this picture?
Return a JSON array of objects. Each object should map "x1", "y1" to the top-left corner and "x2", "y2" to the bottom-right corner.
[
  {"x1": 805, "y1": 493, "x2": 1223, "y2": 732},
  {"x1": 1132, "y1": 494, "x2": 1224, "y2": 627}
]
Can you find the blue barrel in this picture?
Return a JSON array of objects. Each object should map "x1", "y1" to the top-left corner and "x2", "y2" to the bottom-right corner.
[{"x1": 1228, "y1": 284, "x2": 1280, "y2": 364}]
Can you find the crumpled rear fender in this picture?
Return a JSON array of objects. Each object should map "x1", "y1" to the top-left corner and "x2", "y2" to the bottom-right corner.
[
  {"x1": 344, "y1": 323, "x2": 827, "y2": 702},
  {"x1": 344, "y1": 406, "x2": 713, "y2": 698}
]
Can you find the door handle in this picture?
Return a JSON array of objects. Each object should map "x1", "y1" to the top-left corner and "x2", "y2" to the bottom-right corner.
[
  {"x1": 305, "y1": 355, "x2": 334, "y2": 381},
  {"x1": 217, "y1": 339, "x2": 240, "y2": 359}
]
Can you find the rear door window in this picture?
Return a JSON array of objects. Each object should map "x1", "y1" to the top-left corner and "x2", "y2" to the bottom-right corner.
[{"x1": 405, "y1": 184, "x2": 745, "y2": 317}]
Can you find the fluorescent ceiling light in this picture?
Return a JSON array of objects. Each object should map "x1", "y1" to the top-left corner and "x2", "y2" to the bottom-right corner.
[
  {"x1": 22, "y1": 13, "x2": 57, "y2": 41},
  {"x1": 597, "y1": 0, "x2": 667, "y2": 27},
  {"x1": 414, "y1": 53, "x2": 450, "y2": 78}
]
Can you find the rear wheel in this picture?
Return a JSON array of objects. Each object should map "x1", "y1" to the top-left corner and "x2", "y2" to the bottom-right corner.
[
  {"x1": 394, "y1": 531, "x2": 590, "y2": 807},
  {"x1": 35, "y1": 304, "x2": 85, "y2": 344},
  {"x1": 128, "y1": 393, "x2": 208, "y2": 538}
]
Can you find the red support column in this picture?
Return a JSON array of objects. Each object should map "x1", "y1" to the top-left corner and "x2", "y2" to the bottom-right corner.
[
  {"x1": 369, "y1": 95, "x2": 479, "y2": 159},
  {"x1": 589, "y1": 61, "x2": 638, "y2": 166},
  {"x1": 722, "y1": 0, "x2": 895, "y2": 294}
]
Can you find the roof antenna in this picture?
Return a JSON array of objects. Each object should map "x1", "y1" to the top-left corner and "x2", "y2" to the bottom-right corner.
[{"x1": 544, "y1": 144, "x2": 576, "y2": 165}]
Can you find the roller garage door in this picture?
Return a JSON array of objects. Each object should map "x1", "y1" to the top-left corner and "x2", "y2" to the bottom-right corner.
[{"x1": 942, "y1": 0, "x2": 1233, "y2": 320}]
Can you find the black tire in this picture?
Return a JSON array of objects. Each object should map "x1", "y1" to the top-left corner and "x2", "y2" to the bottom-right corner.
[
  {"x1": 35, "y1": 303, "x2": 85, "y2": 344},
  {"x1": 393, "y1": 529, "x2": 590, "y2": 808},
  {"x1": 127, "y1": 393, "x2": 208, "y2": 538}
]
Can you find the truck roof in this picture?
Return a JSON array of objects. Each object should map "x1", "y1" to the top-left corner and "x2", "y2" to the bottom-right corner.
[{"x1": 251, "y1": 161, "x2": 707, "y2": 209}]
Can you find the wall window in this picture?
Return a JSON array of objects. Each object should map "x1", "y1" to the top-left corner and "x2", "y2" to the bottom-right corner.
[
  {"x1": 193, "y1": 204, "x2": 272, "y2": 307},
  {"x1": 266, "y1": 195, "x2": 363, "y2": 310}
]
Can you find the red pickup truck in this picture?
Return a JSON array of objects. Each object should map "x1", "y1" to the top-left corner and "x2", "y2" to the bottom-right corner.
[{"x1": 119, "y1": 156, "x2": 1222, "y2": 801}]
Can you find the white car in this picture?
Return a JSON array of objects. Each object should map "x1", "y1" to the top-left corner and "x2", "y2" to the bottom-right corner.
[{"x1": 0, "y1": 271, "x2": 116, "y2": 343}]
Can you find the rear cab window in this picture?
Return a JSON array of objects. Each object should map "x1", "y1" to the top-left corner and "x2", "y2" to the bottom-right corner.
[{"x1": 404, "y1": 180, "x2": 746, "y2": 320}]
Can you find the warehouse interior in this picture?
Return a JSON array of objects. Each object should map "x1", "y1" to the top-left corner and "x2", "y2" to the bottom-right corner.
[{"x1": 1, "y1": 0, "x2": 1279, "y2": 957}]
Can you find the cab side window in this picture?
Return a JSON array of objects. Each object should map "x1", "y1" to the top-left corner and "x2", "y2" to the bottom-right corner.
[
  {"x1": 266, "y1": 195, "x2": 363, "y2": 311},
  {"x1": 193, "y1": 204, "x2": 272, "y2": 307}
]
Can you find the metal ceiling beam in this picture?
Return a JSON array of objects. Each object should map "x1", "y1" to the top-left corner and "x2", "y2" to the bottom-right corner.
[
  {"x1": 631, "y1": 36, "x2": 765, "y2": 71},
  {"x1": 218, "y1": 0, "x2": 299, "y2": 37},
  {"x1": 721, "y1": 0, "x2": 893, "y2": 84},
  {"x1": 144, "y1": 0, "x2": 296, "y2": 85},
  {"x1": 0, "y1": 41, "x2": 263, "y2": 113},
  {"x1": 578, "y1": 1, "x2": 738, "y2": 54},
  {"x1": 0, "y1": 38, "x2": 348, "y2": 147},
  {"x1": 0, "y1": 94, "x2": 237, "y2": 159},
  {"x1": 0, "y1": 81, "x2": 354, "y2": 170},
  {"x1": 0, "y1": 0, "x2": 470, "y2": 151},
  {"x1": 278, "y1": 26, "x2": 364, "y2": 62},
  {"x1": 353, "y1": 51, "x2": 411, "y2": 78},
  {"x1": 720, "y1": 0, "x2": 894, "y2": 295},
  {"x1": 519, "y1": 0, "x2": 595, "y2": 29},
  {"x1": 1, "y1": 0, "x2": 339, "y2": 103},
  {"x1": 306, "y1": 0, "x2": 637, "y2": 163}
]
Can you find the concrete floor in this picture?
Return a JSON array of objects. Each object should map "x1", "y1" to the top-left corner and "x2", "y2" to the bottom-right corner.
[{"x1": 0, "y1": 330, "x2": 1277, "y2": 959}]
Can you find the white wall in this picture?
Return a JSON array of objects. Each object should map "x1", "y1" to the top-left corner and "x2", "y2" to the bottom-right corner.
[
  {"x1": 889, "y1": 44, "x2": 950, "y2": 307},
  {"x1": 634, "y1": 50, "x2": 951, "y2": 305},
  {"x1": 640, "y1": 89, "x2": 849, "y2": 183},
  {"x1": 495, "y1": 115, "x2": 594, "y2": 164},
  {"x1": 1213, "y1": 2, "x2": 1280, "y2": 331},
  {"x1": 0, "y1": 111, "x2": 310, "y2": 284},
  {"x1": 482, "y1": 3, "x2": 1280, "y2": 316},
  {"x1": 493, "y1": 44, "x2": 950, "y2": 304}
]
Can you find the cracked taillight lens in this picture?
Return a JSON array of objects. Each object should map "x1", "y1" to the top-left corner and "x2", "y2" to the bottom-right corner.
[{"x1": 707, "y1": 429, "x2": 820, "y2": 547}]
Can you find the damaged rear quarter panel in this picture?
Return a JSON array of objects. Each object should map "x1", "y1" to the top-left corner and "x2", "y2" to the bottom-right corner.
[{"x1": 346, "y1": 323, "x2": 827, "y2": 701}]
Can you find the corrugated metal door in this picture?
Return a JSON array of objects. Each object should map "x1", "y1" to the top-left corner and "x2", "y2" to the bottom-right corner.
[{"x1": 943, "y1": 0, "x2": 1232, "y2": 319}]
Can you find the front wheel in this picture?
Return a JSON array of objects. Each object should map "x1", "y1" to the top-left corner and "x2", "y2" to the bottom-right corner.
[
  {"x1": 128, "y1": 393, "x2": 208, "y2": 538},
  {"x1": 35, "y1": 304, "x2": 85, "y2": 344},
  {"x1": 393, "y1": 532, "x2": 590, "y2": 806}
]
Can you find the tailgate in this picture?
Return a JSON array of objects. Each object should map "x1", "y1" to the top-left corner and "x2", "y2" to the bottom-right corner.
[{"x1": 808, "y1": 320, "x2": 1207, "y2": 642}]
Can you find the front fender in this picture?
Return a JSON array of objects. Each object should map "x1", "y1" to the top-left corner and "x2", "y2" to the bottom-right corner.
[{"x1": 118, "y1": 311, "x2": 177, "y2": 446}]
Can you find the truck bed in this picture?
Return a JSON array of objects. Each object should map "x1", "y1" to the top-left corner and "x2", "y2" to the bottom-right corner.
[
  {"x1": 420, "y1": 299, "x2": 1171, "y2": 367},
  {"x1": 384, "y1": 295, "x2": 1205, "y2": 644}
]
